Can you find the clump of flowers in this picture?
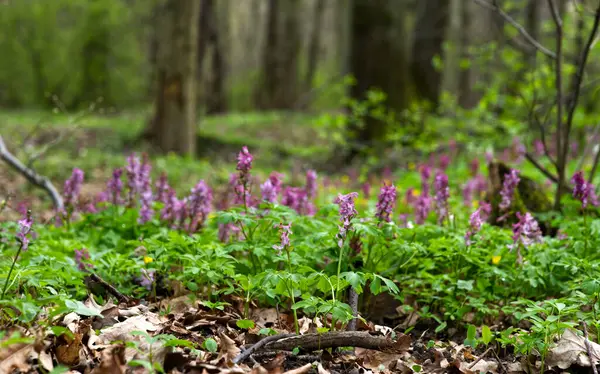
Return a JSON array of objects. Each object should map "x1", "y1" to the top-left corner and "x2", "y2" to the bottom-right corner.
[
  {"x1": 414, "y1": 195, "x2": 431, "y2": 225},
  {"x1": 187, "y1": 180, "x2": 212, "y2": 233},
  {"x1": 138, "y1": 155, "x2": 153, "y2": 224},
  {"x1": 375, "y1": 184, "x2": 397, "y2": 223},
  {"x1": 282, "y1": 187, "x2": 315, "y2": 216},
  {"x1": 106, "y1": 168, "x2": 123, "y2": 205},
  {"x1": 499, "y1": 169, "x2": 520, "y2": 212},
  {"x1": 74, "y1": 248, "x2": 93, "y2": 271},
  {"x1": 306, "y1": 170, "x2": 317, "y2": 199},
  {"x1": 433, "y1": 172, "x2": 450, "y2": 224},
  {"x1": 334, "y1": 192, "x2": 358, "y2": 248},
  {"x1": 512, "y1": 212, "x2": 542, "y2": 264},
  {"x1": 2, "y1": 212, "x2": 33, "y2": 298},
  {"x1": 260, "y1": 179, "x2": 277, "y2": 203},
  {"x1": 439, "y1": 154, "x2": 451, "y2": 171},
  {"x1": 273, "y1": 222, "x2": 292, "y2": 255},
  {"x1": 571, "y1": 171, "x2": 598, "y2": 209},
  {"x1": 464, "y1": 202, "x2": 491, "y2": 246},
  {"x1": 155, "y1": 172, "x2": 171, "y2": 204},
  {"x1": 126, "y1": 153, "x2": 142, "y2": 206},
  {"x1": 63, "y1": 168, "x2": 84, "y2": 209}
]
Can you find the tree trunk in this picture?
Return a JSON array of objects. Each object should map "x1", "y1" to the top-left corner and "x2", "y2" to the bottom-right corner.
[
  {"x1": 346, "y1": 0, "x2": 409, "y2": 159},
  {"x1": 410, "y1": 0, "x2": 450, "y2": 107},
  {"x1": 79, "y1": 0, "x2": 110, "y2": 107},
  {"x1": 256, "y1": 0, "x2": 301, "y2": 110},
  {"x1": 147, "y1": 0, "x2": 200, "y2": 157},
  {"x1": 206, "y1": 0, "x2": 227, "y2": 114},
  {"x1": 304, "y1": 0, "x2": 326, "y2": 100}
]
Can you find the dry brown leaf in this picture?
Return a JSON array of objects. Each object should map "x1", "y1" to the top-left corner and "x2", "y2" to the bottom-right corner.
[
  {"x1": 56, "y1": 331, "x2": 83, "y2": 366},
  {"x1": 0, "y1": 343, "x2": 33, "y2": 372},
  {"x1": 317, "y1": 363, "x2": 330, "y2": 374},
  {"x1": 90, "y1": 344, "x2": 127, "y2": 374},
  {"x1": 37, "y1": 349, "x2": 54, "y2": 371},
  {"x1": 282, "y1": 363, "x2": 313, "y2": 374},
  {"x1": 214, "y1": 331, "x2": 241, "y2": 367},
  {"x1": 459, "y1": 359, "x2": 499, "y2": 373},
  {"x1": 547, "y1": 328, "x2": 600, "y2": 369}
]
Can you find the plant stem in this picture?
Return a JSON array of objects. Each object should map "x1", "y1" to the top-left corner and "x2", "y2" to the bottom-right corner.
[
  {"x1": 1, "y1": 243, "x2": 24, "y2": 299},
  {"x1": 286, "y1": 250, "x2": 299, "y2": 334}
]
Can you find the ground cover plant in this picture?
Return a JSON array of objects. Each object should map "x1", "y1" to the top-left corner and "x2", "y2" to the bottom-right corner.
[{"x1": 2, "y1": 137, "x2": 600, "y2": 374}]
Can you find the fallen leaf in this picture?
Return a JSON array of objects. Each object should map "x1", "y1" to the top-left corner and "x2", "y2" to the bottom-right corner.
[
  {"x1": 0, "y1": 343, "x2": 33, "y2": 372},
  {"x1": 56, "y1": 331, "x2": 83, "y2": 366},
  {"x1": 547, "y1": 328, "x2": 600, "y2": 369},
  {"x1": 317, "y1": 363, "x2": 331, "y2": 373},
  {"x1": 283, "y1": 363, "x2": 312, "y2": 374},
  {"x1": 214, "y1": 331, "x2": 241, "y2": 366},
  {"x1": 90, "y1": 344, "x2": 126, "y2": 374}
]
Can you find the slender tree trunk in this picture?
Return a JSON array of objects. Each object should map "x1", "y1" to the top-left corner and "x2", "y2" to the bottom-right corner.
[
  {"x1": 147, "y1": 0, "x2": 200, "y2": 157},
  {"x1": 410, "y1": 0, "x2": 450, "y2": 108},
  {"x1": 206, "y1": 0, "x2": 227, "y2": 114},
  {"x1": 304, "y1": 0, "x2": 325, "y2": 100},
  {"x1": 79, "y1": 0, "x2": 110, "y2": 107}
]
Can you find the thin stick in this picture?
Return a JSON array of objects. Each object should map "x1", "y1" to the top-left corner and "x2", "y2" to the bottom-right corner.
[
  {"x1": 525, "y1": 153, "x2": 560, "y2": 184},
  {"x1": 347, "y1": 288, "x2": 359, "y2": 332},
  {"x1": 262, "y1": 331, "x2": 409, "y2": 353},
  {"x1": 0, "y1": 135, "x2": 63, "y2": 209},
  {"x1": 583, "y1": 321, "x2": 599, "y2": 374},
  {"x1": 467, "y1": 347, "x2": 493, "y2": 370},
  {"x1": 88, "y1": 273, "x2": 131, "y2": 304},
  {"x1": 233, "y1": 333, "x2": 296, "y2": 364},
  {"x1": 472, "y1": 0, "x2": 556, "y2": 59}
]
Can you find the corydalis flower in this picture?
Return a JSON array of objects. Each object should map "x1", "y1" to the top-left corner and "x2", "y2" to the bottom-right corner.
[
  {"x1": 126, "y1": 153, "x2": 142, "y2": 205},
  {"x1": 571, "y1": 171, "x2": 598, "y2": 209},
  {"x1": 155, "y1": 172, "x2": 170, "y2": 204},
  {"x1": 375, "y1": 184, "x2": 397, "y2": 223},
  {"x1": 187, "y1": 180, "x2": 212, "y2": 233},
  {"x1": 260, "y1": 179, "x2": 278, "y2": 203},
  {"x1": 433, "y1": 172, "x2": 450, "y2": 224},
  {"x1": 512, "y1": 212, "x2": 542, "y2": 264},
  {"x1": 334, "y1": 192, "x2": 358, "y2": 248},
  {"x1": 16, "y1": 213, "x2": 33, "y2": 252},
  {"x1": 138, "y1": 269, "x2": 155, "y2": 291},
  {"x1": 439, "y1": 154, "x2": 451, "y2": 171},
  {"x1": 464, "y1": 203, "x2": 491, "y2": 246},
  {"x1": 499, "y1": 169, "x2": 520, "y2": 212},
  {"x1": 106, "y1": 168, "x2": 123, "y2": 205},
  {"x1": 74, "y1": 248, "x2": 93, "y2": 271},
  {"x1": 414, "y1": 195, "x2": 431, "y2": 225},
  {"x1": 420, "y1": 165, "x2": 432, "y2": 195},
  {"x1": 63, "y1": 168, "x2": 84, "y2": 208},
  {"x1": 137, "y1": 155, "x2": 153, "y2": 224},
  {"x1": 306, "y1": 170, "x2": 317, "y2": 199},
  {"x1": 282, "y1": 187, "x2": 315, "y2": 216},
  {"x1": 362, "y1": 182, "x2": 371, "y2": 200},
  {"x1": 273, "y1": 222, "x2": 292, "y2": 254},
  {"x1": 236, "y1": 146, "x2": 253, "y2": 181}
]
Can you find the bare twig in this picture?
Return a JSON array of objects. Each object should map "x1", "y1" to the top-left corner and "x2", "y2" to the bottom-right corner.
[
  {"x1": 467, "y1": 347, "x2": 493, "y2": 370},
  {"x1": 472, "y1": 0, "x2": 556, "y2": 59},
  {"x1": 347, "y1": 288, "x2": 359, "y2": 332},
  {"x1": 262, "y1": 331, "x2": 409, "y2": 353},
  {"x1": 564, "y1": 3, "x2": 600, "y2": 174},
  {"x1": 0, "y1": 135, "x2": 63, "y2": 209},
  {"x1": 87, "y1": 273, "x2": 131, "y2": 305},
  {"x1": 583, "y1": 321, "x2": 599, "y2": 374},
  {"x1": 233, "y1": 333, "x2": 295, "y2": 364},
  {"x1": 525, "y1": 152, "x2": 559, "y2": 183}
]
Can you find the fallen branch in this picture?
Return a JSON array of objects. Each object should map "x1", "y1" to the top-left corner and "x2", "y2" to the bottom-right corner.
[
  {"x1": 467, "y1": 346, "x2": 493, "y2": 370},
  {"x1": 0, "y1": 135, "x2": 63, "y2": 209},
  {"x1": 87, "y1": 273, "x2": 131, "y2": 305},
  {"x1": 582, "y1": 321, "x2": 598, "y2": 374},
  {"x1": 233, "y1": 333, "x2": 295, "y2": 364},
  {"x1": 263, "y1": 331, "x2": 408, "y2": 353}
]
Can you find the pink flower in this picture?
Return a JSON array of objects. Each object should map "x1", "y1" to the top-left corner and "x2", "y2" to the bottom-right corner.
[
  {"x1": 306, "y1": 170, "x2": 317, "y2": 199},
  {"x1": 433, "y1": 172, "x2": 450, "y2": 224},
  {"x1": 375, "y1": 184, "x2": 397, "y2": 223},
  {"x1": 63, "y1": 168, "x2": 84, "y2": 209},
  {"x1": 499, "y1": 169, "x2": 520, "y2": 212},
  {"x1": 236, "y1": 146, "x2": 253, "y2": 179},
  {"x1": 16, "y1": 214, "x2": 33, "y2": 252},
  {"x1": 273, "y1": 222, "x2": 292, "y2": 254},
  {"x1": 571, "y1": 171, "x2": 598, "y2": 209},
  {"x1": 74, "y1": 248, "x2": 93, "y2": 271},
  {"x1": 106, "y1": 168, "x2": 123, "y2": 205},
  {"x1": 512, "y1": 212, "x2": 542, "y2": 264},
  {"x1": 334, "y1": 192, "x2": 359, "y2": 248}
]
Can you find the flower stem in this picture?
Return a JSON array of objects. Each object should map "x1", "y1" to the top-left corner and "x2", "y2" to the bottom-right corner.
[
  {"x1": 286, "y1": 249, "x2": 299, "y2": 334},
  {"x1": 1, "y1": 243, "x2": 24, "y2": 299}
]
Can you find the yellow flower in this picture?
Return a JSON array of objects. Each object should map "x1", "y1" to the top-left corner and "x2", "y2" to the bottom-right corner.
[
  {"x1": 143, "y1": 256, "x2": 153, "y2": 264},
  {"x1": 412, "y1": 189, "x2": 421, "y2": 197},
  {"x1": 473, "y1": 200, "x2": 479, "y2": 208},
  {"x1": 341, "y1": 175, "x2": 350, "y2": 184},
  {"x1": 208, "y1": 212, "x2": 216, "y2": 220},
  {"x1": 408, "y1": 162, "x2": 415, "y2": 171},
  {"x1": 491, "y1": 256, "x2": 501, "y2": 265}
]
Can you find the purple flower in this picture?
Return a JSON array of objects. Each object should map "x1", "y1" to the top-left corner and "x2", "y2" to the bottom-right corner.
[
  {"x1": 405, "y1": 188, "x2": 415, "y2": 205},
  {"x1": 16, "y1": 214, "x2": 33, "y2": 252},
  {"x1": 375, "y1": 184, "x2": 397, "y2": 223},
  {"x1": 137, "y1": 155, "x2": 153, "y2": 224},
  {"x1": 269, "y1": 172, "x2": 284, "y2": 192},
  {"x1": 399, "y1": 214, "x2": 409, "y2": 228},
  {"x1": 306, "y1": 170, "x2": 317, "y2": 199},
  {"x1": 513, "y1": 137, "x2": 526, "y2": 163},
  {"x1": 273, "y1": 222, "x2": 292, "y2": 254},
  {"x1": 512, "y1": 212, "x2": 542, "y2": 263},
  {"x1": 126, "y1": 154, "x2": 142, "y2": 205},
  {"x1": 138, "y1": 269, "x2": 155, "y2": 291},
  {"x1": 433, "y1": 172, "x2": 450, "y2": 224},
  {"x1": 106, "y1": 168, "x2": 123, "y2": 205},
  {"x1": 236, "y1": 146, "x2": 253, "y2": 179},
  {"x1": 187, "y1": 180, "x2": 212, "y2": 233},
  {"x1": 462, "y1": 179, "x2": 475, "y2": 208},
  {"x1": 260, "y1": 179, "x2": 278, "y2": 203},
  {"x1": 571, "y1": 171, "x2": 598, "y2": 209},
  {"x1": 499, "y1": 169, "x2": 520, "y2": 212},
  {"x1": 361, "y1": 182, "x2": 371, "y2": 200},
  {"x1": 533, "y1": 139, "x2": 545, "y2": 156},
  {"x1": 469, "y1": 159, "x2": 479, "y2": 176},
  {"x1": 282, "y1": 187, "x2": 314, "y2": 216},
  {"x1": 420, "y1": 165, "x2": 432, "y2": 195},
  {"x1": 334, "y1": 192, "x2": 358, "y2": 248},
  {"x1": 63, "y1": 168, "x2": 84, "y2": 209},
  {"x1": 465, "y1": 206, "x2": 489, "y2": 246},
  {"x1": 155, "y1": 172, "x2": 170, "y2": 204},
  {"x1": 414, "y1": 195, "x2": 431, "y2": 225},
  {"x1": 439, "y1": 154, "x2": 451, "y2": 171},
  {"x1": 74, "y1": 248, "x2": 93, "y2": 271}
]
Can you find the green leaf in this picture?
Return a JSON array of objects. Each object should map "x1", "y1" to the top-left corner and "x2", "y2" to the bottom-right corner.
[
  {"x1": 464, "y1": 324, "x2": 478, "y2": 348},
  {"x1": 203, "y1": 338, "x2": 218, "y2": 353},
  {"x1": 236, "y1": 319, "x2": 255, "y2": 329},
  {"x1": 481, "y1": 325, "x2": 492, "y2": 345},
  {"x1": 341, "y1": 272, "x2": 365, "y2": 293},
  {"x1": 457, "y1": 280, "x2": 474, "y2": 291},
  {"x1": 65, "y1": 300, "x2": 102, "y2": 317},
  {"x1": 259, "y1": 328, "x2": 277, "y2": 336}
]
